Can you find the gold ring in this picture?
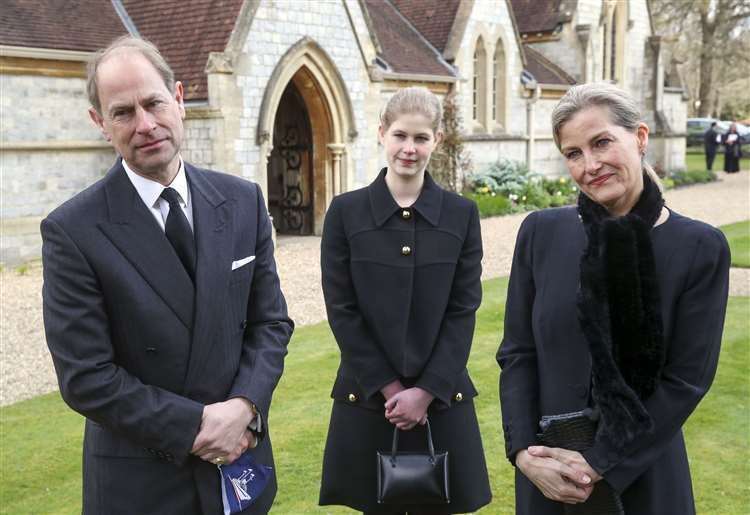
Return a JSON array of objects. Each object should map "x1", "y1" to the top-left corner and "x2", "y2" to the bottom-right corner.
[{"x1": 212, "y1": 457, "x2": 226, "y2": 465}]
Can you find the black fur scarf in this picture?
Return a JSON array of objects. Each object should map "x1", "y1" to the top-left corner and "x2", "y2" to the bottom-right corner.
[{"x1": 577, "y1": 173, "x2": 666, "y2": 451}]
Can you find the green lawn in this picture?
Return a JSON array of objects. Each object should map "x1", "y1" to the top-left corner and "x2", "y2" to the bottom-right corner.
[
  {"x1": 686, "y1": 148, "x2": 750, "y2": 173},
  {"x1": 1, "y1": 279, "x2": 748, "y2": 513},
  {"x1": 720, "y1": 220, "x2": 750, "y2": 268}
]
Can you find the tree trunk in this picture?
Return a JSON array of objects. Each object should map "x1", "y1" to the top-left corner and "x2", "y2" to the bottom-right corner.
[{"x1": 697, "y1": 0, "x2": 716, "y2": 117}]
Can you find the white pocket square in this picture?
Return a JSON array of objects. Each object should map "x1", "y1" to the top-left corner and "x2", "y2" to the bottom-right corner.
[{"x1": 231, "y1": 255, "x2": 256, "y2": 270}]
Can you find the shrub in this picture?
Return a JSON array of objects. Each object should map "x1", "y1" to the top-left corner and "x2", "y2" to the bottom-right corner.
[
  {"x1": 430, "y1": 92, "x2": 471, "y2": 191},
  {"x1": 465, "y1": 159, "x2": 579, "y2": 217},
  {"x1": 667, "y1": 169, "x2": 717, "y2": 188},
  {"x1": 463, "y1": 192, "x2": 513, "y2": 217},
  {"x1": 467, "y1": 158, "x2": 534, "y2": 196}
]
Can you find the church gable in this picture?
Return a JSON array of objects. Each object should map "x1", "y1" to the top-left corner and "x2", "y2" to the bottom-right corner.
[
  {"x1": 363, "y1": 0, "x2": 456, "y2": 78},
  {"x1": 121, "y1": 0, "x2": 244, "y2": 101}
]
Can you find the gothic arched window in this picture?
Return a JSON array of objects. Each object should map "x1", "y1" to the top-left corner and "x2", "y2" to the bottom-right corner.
[
  {"x1": 473, "y1": 37, "x2": 487, "y2": 128},
  {"x1": 493, "y1": 38, "x2": 506, "y2": 128}
]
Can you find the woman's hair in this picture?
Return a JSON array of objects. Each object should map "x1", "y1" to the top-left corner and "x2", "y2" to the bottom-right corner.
[
  {"x1": 551, "y1": 82, "x2": 662, "y2": 188},
  {"x1": 380, "y1": 87, "x2": 443, "y2": 134}
]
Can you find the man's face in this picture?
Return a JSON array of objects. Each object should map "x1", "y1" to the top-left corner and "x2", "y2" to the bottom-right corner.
[{"x1": 89, "y1": 51, "x2": 185, "y2": 183}]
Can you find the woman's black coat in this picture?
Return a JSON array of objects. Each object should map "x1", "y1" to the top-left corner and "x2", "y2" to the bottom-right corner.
[
  {"x1": 497, "y1": 207, "x2": 730, "y2": 514},
  {"x1": 319, "y1": 169, "x2": 491, "y2": 513}
]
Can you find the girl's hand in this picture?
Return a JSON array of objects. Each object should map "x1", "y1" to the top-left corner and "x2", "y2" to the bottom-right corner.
[
  {"x1": 384, "y1": 387, "x2": 434, "y2": 430},
  {"x1": 380, "y1": 379, "x2": 405, "y2": 401}
]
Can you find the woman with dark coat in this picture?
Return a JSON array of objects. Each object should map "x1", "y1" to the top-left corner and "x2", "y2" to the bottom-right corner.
[
  {"x1": 722, "y1": 122, "x2": 743, "y2": 173},
  {"x1": 319, "y1": 87, "x2": 492, "y2": 514},
  {"x1": 497, "y1": 83, "x2": 730, "y2": 514}
]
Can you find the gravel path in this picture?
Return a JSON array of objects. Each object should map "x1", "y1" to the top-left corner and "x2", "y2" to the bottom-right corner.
[{"x1": 1, "y1": 172, "x2": 748, "y2": 406}]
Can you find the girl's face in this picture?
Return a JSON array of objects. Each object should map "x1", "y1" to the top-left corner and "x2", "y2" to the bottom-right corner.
[
  {"x1": 378, "y1": 112, "x2": 441, "y2": 180},
  {"x1": 559, "y1": 105, "x2": 648, "y2": 216}
]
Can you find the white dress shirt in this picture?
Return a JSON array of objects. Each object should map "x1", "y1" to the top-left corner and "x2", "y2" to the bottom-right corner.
[{"x1": 122, "y1": 159, "x2": 194, "y2": 232}]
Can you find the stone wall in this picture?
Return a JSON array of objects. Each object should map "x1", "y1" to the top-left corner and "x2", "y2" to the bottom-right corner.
[
  {"x1": 182, "y1": 115, "x2": 219, "y2": 170},
  {"x1": 1, "y1": 72, "x2": 115, "y2": 265},
  {"x1": 456, "y1": 0, "x2": 527, "y2": 137},
  {"x1": 457, "y1": 0, "x2": 531, "y2": 177},
  {"x1": 233, "y1": 0, "x2": 375, "y2": 190}
]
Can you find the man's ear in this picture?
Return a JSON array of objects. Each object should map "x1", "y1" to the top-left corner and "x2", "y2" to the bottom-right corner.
[
  {"x1": 88, "y1": 107, "x2": 110, "y2": 141},
  {"x1": 174, "y1": 81, "x2": 185, "y2": 119}
]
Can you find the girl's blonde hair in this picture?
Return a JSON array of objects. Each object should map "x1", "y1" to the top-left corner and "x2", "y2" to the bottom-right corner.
[
  {"x1": 551, "y1": 82, "x2": 662, "y2": 188},
  {"x1": 380, "y1": 87, "x2": 443, "y2": 134}
]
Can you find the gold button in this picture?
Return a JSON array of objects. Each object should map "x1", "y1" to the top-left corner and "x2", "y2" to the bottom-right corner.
[
  {"x1": 454, "y1": 392, "x2": 463, "y2": 402},
  {"x1": 401, "y1": 209, "x2": 411, "y2": 220},
  {"x1": 401, "y1": 246, "x2": 411, "y2": 256},
  {"x1": 347, "y1": 393, "x2": 357, "y2": 402}
]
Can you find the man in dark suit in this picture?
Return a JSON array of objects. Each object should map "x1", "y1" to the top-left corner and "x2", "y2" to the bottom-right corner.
[
  {"x1": 41, "y1": 36, "x2": 293, "y2": 514},
  {"x1": 703, "y1": 121, "x2": 720, "y2": 171}
]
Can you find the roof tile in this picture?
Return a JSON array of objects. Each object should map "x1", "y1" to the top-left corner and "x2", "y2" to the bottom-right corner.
[
  {"x1": 364, "y1": 0, "x2": 455, "y2": 78},
  {"x1": 121, "y1": 0, "x2": 243, "y2": 100},
  {"x1": 0, "y1": 0, "x2": 126, "y2": 51},
  {"x1": 523, "y1": 44, "x2": 576, "y2": 85},
  {"x1": 509, "y1": 0, "x2": 562, "y2": 35},
  {"x1": 390, "y1": 0, "x2": 460, "y2": 53}
]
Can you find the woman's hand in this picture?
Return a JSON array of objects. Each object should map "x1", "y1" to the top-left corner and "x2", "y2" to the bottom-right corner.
[
  {"x1": 384, "y1": 387, "x2": 434, "y2": 430},
  {"x1": 515, "y1": 449, "x2": 594, "y2": 504},
  {"x1": 527, "y1": 446, "x2": 602, "y2": 483}
]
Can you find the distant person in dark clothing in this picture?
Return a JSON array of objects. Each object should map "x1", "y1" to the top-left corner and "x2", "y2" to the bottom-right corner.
[
  {"x1": 722, "y1": 123, "x2": 743, "y2": 173},
  {"x1": 703, "y1": 121, "x2": 720, "y2": 171}
]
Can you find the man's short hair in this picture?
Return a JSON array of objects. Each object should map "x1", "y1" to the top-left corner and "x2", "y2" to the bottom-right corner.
[
  {"x1": 87, "y1": 36, "x2": 175, "y2": 114},
  {"x1": 711, "y1": 121, "x2": 717, "y2": 127}
]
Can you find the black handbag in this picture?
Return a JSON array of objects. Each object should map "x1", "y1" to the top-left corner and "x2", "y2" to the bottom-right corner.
[
  {"x1": 538, "y1": 409, "x2": 624, "y2": 515},
  {"x1": 376, "y1": 420, "x2": 450, "y2": 505}
]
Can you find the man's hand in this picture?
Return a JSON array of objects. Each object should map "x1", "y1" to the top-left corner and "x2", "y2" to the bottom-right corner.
[
  {"x1": 191, "y1": 398, "x2": 256, "y2": 464},
  {"x1": 515, "y1": 449, "x2": 594, "y2": 504},
  {"x1": 384, "y1": 387, "x2": 434, "y2": 430},
  {"x1": 527, "y1": 446, "x2": 602, "y2": 483}
]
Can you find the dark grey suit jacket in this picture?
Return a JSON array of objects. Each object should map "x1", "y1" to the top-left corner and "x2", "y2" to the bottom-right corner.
[{"x1": 41, "y1": 160, "x2": 293, "y2": 514}]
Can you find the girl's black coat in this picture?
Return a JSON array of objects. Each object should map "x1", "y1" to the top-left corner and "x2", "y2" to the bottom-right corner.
[
  {"x1": 322, "y1": 169, "x2": 482, "y2": 407},
  {"x1": 497, "y1": 206, "x2": 730, "y2": 514},
  {"x1": 319, "y1": 169, "x2": 491, "y2": 513}
]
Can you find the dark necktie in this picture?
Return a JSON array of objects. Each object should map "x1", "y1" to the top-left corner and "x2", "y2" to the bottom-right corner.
[{"x1": 160, "y1": 187, "x2": 196, "y2": 280}]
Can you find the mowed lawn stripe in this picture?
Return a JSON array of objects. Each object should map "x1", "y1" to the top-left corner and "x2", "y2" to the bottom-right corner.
[{"x1": 1, "y1": 280, "x2": 747, "y2": 513}]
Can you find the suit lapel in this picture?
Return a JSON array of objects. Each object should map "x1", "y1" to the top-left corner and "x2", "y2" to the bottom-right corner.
[
  {"x1": 182, "y1": 164, "x2": 233, "y2": 392},
  {"x1": 97, "y1": 162, "x2": 195, "y2": 329}
]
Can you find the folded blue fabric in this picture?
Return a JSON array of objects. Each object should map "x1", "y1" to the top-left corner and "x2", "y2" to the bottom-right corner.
[{"x1": 218, "y1": 451, "x2": 273, "y2": 514}]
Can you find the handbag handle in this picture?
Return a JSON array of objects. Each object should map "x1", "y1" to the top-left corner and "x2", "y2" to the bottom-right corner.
[{"x1": 390, "y1": 419, "x2": 436, "y2": 464}]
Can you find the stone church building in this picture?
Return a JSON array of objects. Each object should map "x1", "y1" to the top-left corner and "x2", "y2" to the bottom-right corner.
[{"x1": 0, "y1": 0, "x2": 686, "y2": 263}]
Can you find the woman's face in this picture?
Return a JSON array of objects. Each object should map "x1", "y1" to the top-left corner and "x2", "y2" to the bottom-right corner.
[
  {"x1": 378, "y1": 112, "x2": 441, "y2": 180},
  {"x1": 559, "y1": 106, "x2": 649, "y2": 216}
]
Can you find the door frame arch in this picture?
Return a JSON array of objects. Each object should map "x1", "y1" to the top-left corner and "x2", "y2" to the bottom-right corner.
[{"x1": 257, "y1": 37, "x2": 357, "y2": 233}]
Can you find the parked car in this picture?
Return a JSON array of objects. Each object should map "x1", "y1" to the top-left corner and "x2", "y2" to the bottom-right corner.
[
  {"x1": 687, "y1": 118, "x2": 750, "y2": 146},
  {"x1": 686, "y1": 118, "x2": 725, "y2": 147},
  {"x1": 731, "y1": 122, "x2": 750, "y2": 144}
]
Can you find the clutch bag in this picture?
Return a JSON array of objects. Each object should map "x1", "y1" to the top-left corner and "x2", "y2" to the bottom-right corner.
[
  {"x1": 376, "y1": 419, "x2": 449, "y2": 505},
  {"x1": 538, "y1": 409, "x2": 624, "y2": 515}
]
